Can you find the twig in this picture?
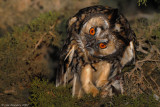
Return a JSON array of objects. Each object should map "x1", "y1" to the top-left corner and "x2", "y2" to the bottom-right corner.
[
  {"x1": 150, "y1": 76, "x2": 160, "y2": 93},
  {"x1": 34, "y1": 33, "x2": 47, "y2": 50},
  {"x1": 142, "y1": 74, "x2": 156, "y2": 93},
  {"x1": 49, "y1": 31, "x2": 56, "y2": 38},
  {"x1": 137, "y1": 59, "x2": 160, "y2": 63}
]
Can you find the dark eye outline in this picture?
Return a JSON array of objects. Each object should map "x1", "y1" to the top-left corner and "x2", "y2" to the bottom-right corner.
[
  {"x1": 89, "y1": 27, "x2": 96, "y2": 36},
  {"x1": 99, "y1": 42, "x2": 107, "y2": 49}
]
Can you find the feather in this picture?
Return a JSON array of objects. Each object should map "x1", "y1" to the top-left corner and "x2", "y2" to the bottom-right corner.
[
  {"x1": 64, "y1": 45, "x2": 75, "y2": 65},
  {"x1": 73, "y1": 32, "x2": 88, "y2": 62}
]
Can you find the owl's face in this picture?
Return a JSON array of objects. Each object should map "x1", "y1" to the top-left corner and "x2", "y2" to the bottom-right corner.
[
  {"x1": 79, "y1": 16, "x2": 122, "y2": 58},
  {"x1": 67, "y1": 5, "x2": 134, "y2": 61}
]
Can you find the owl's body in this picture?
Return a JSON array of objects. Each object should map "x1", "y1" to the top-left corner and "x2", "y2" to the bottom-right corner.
[{"x1": 56, "y1": 5, "x2": 136, "y2": 98}]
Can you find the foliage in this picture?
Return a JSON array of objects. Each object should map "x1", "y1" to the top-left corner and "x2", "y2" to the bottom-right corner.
[
  {"x1": 137, "y1": 0, "x2": 147, "y2": 6},
  {"x1": 132, "y1": 15, "x2": 160, "y2": 53},
  {"x1": 0, "y1": 12, "x2": 60, "y2": 72},
  {"x1": 29, "y1": 78, "x2": 160, "y2": 107},
  {"x1": 0, "y1": 11, "x2": 68, "y2": 104},
  {"x1": 29, "y1": 78, "x2": 77, "y2": 107}
]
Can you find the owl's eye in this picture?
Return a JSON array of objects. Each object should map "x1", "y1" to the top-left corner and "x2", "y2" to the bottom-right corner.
[
  {"x1": 89, "y1": 27, "x2": 95, "y2": 36},
  {"x1": 99, "y1": 43, "x2": 107, "y2": 49}
]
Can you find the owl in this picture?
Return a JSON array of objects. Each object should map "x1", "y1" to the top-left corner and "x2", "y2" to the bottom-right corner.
[{"x1": 56, "y1": 5, "x2": 136, "y2": 98}]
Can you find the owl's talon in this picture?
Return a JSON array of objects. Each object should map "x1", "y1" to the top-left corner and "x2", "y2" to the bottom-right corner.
[
  {"x1": 92, "y1": 88, "x2": 99, "y2": 97},
  {"x1": 96, "y1": 80, "x2": 109, "y2": 88}
]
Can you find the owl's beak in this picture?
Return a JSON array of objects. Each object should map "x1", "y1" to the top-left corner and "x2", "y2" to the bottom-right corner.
[{"x1": 85, "y1": 44, "x2": 95, "y2": 55}]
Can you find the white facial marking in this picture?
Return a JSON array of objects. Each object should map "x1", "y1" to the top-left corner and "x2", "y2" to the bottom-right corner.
[
  {"x1": 103, "y1": 19, "x2": 109, "y2": 29},
  {"x1": 95, "y1": 27, "x2": 101, "y2": 37}
]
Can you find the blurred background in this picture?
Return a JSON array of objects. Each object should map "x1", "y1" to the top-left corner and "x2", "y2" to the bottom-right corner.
[{"x1": 0, "y1": 0, "x2": 160, "y2": 37}]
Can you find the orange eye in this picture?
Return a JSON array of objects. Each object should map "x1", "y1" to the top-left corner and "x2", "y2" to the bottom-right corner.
[
  {"x1": 99, "y1": 43, "x2": 107, "y2": 49},
  {"x1": 89, "y1": 27, "x2": 95, "y2": 35}
]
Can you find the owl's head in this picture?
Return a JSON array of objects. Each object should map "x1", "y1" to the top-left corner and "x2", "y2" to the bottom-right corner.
[{"x1": 67, "y1": 5, "x2": 134, "y2": 60}]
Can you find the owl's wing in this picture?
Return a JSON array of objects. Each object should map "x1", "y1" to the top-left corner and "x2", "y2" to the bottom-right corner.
[
  {"x1": 56, "y1": 35, "x2": 76, "y2": 87},
  {"x1": 117, "y1": 16, "x2": 137, "y2": 67},
  {"x1": 56, "y1": 16, "x2": 79, "y2": 87},
  {"x1": 110, "y1": 10, "x2": 137, "y2": 67}
]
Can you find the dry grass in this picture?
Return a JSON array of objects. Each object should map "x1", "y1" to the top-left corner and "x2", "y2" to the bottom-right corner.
[{"x1": 123, "y1": 16, "x2": 160, "y2": 98}]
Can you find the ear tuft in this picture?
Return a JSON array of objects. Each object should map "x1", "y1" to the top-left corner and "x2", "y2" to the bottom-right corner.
[
  {"x1": 68, "y1": 17, "x2": 77, "y2": 28},
  {"x1": 108, "y1": 9, "x2": 119, "y2": 21}
]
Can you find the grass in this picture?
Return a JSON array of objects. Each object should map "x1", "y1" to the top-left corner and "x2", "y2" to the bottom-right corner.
[
  {"x1": 29, "y1": 78, "x2": 160, "y2": 107},
  {"x1": 29, "y1": 78, "x2": 77, "y2": 107}
]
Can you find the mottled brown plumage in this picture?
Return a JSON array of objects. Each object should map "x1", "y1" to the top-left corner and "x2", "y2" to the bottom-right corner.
[{"x1": 56, "y1": 5, "x2": 137, "y2": 98}]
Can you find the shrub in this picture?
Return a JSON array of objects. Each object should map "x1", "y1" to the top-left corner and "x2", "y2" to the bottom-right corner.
[{"x1": 0, "y1": 11, "x2": 67, "y2": 104}]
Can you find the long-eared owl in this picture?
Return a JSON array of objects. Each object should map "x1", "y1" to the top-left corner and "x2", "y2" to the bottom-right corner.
[{"x1": 56, "y1": 5, "x2": 136, "y2": 98}]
